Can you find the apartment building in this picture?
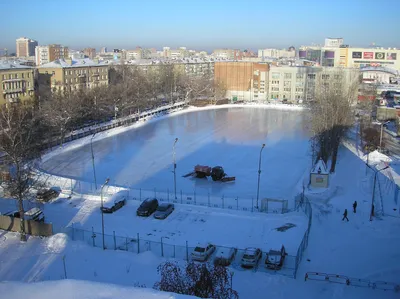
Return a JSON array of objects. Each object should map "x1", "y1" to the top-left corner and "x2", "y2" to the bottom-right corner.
[
  {"x1": 16, "y1": 37, "x2": 38, "y2": 57},
  {"x1": 214, "y1": 62, "x2": 269, "y2": 102},
  {"x1": 162, "y1": 47, "x2": 189, "y2": 59},
  {"x1": 35, "y1": 44, "x2": 69, "y2": 66},
  {"x1": 212, "y1": 49, "x2": 241, "y2": 60},
  {"x1": 83, "y1": 48, "x2": 96, "y2": 59},
  {"x1": 124, "y1": 49, "x2": 143, "y2": 60},
  {"x1": 258, "y1": 48, "x2": 296, "y2": 59},
  {"x1": 38, "y1": 58, "x2": 108, "y2": 93},
  {"x1": 268, "y1": 66, "x2": 359, "y2": 102},
  {"x1": 0, "y1": 61, "x2": 36, "y2": 105}
]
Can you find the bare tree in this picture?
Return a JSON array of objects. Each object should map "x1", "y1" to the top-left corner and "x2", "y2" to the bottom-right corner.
[
  {"x1": 308, "y1": 69, "x2": 360, "y2": 172},
  {"x1": 0, "y1": 103, "x2": 44, "y2": 241},
  {"x1": 154, "y1": 261, "x2": 238, "y2": 299}
]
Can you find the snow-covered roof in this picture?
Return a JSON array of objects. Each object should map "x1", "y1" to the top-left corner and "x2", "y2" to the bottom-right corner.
[
  {"x1": 39, "y1": 58, "x2": 108, "y2": 68},
  {"x1": 311, "y1": 158, "x2": 329, "y2": 174},
  {"x1": 0, "y1": 60, "x2": 33, "y2": 70},
  {"x1": 363, "y1": 150, "x2": 392, "y2": 165}
]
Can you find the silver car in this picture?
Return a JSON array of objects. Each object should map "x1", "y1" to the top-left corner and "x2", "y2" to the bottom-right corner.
[
  {"x1": 191, "y1": 243, "x2": 216, "y2": 262},
  {"x1": 153, "y1": 203, "x2": 174, "y2": 220},
  {"x1": 241, "y1": 247, "x2": 262, "y2": 268}
]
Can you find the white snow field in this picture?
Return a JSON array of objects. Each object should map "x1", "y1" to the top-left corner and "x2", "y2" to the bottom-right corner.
[
  {"x1": 40, "y1": 106, "x2": 312, "y2": 203},
  {"x1": 1, "y1": 106, "x2": 400, "y2": 298}
]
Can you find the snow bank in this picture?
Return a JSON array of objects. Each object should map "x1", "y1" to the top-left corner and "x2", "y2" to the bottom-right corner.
[
  {"x1": 362, "y1": 150, "x2": 392, "y2": 165},
  {"x1": 0, "y1": 280, "x2": 197, "y2": 299}
]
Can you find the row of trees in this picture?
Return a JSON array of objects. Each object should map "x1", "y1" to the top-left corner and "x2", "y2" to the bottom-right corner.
[{"x1": 0, "y1": 65, "x2": 226, "y2": 240}]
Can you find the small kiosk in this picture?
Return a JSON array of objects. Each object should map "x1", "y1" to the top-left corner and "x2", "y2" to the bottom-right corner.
[{"x1": 310, "y1": 158, "x2": 329, "y2": 188}]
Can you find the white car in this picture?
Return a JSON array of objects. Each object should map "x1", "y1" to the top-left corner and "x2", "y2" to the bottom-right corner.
[
  {"x1": 191, "y1": 243, "x2": 216, "y2": 262},
  {"x1": 241, "y1": 247, "x2": 262, "y2": 268},
  {"x1": 214, "y1": 247, "x2": 237, "y2": 266},
  {"x1": 101, "y1": 190, "x2": 128, "y2": 213}
]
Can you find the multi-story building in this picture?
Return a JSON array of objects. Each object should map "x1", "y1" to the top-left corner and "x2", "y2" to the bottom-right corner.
[
  {"x1": 0, "y1": 61, "x2": 36, "y2": 105},
  {"x1": 100, "y1": 47, "x2": 107, "y2": 54},
  {"x1": 16, "y1": 37, "x2": 38, "y2": 57},
  {"x1": 212, "y1": 49, "x2": 240, "y2": 60},
  {"x1": 258, "y1": 48, "x2": 296, "y2": 59},
  {"x1": 38, "y1": 58, "x2": 109, "y2": 93},
  {"x1": 268, "y1": 66, "x2": 359, "y2": 102},
  {"x1": 35, "y1": 44, "x2": 69, "y2": 65},
  {"x1": 124, "y1": 49, "x2": 143, "y2": 60},
  {"x1": 162, "y1": 47, "x2": 189, "y2": 59},
  {"x1": 83, "y1": 48, "x2": 96, "y2": 59},
  {"x1": 214, "y1": 62, "x2": 269, "y2": 102},
  {"x1": 324, "y1": 38, "x2": 344, "y2": 48}
]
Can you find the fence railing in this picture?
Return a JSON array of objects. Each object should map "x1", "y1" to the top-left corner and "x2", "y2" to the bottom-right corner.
[
  {"x1": 63, "y1": 224, "x2": 297, "y2": 278},
  {"x1": 293, "y1": 189, "x2": 312, "y2": 279},
  {"x1": 305, "y1": 271, "x2": 400, "y2": 292}
]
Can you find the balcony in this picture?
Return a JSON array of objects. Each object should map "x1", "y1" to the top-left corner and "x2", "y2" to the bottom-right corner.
[{"x1": 3, "y1": 87, "x2": 25, "y2": 94}]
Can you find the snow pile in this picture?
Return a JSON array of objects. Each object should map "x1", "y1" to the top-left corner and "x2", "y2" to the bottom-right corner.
[
  {"x1": 362, "y1": 150, "x2": 392, "y2": 165},
  {"x1": 0, "y1": 280, "x2": 197, "y2": 299}
]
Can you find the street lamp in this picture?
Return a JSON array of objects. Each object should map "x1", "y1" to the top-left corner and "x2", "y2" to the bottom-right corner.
[
  {"x1": 366, "y1": 164, "x2": 389, "y2": 221},
  {"x1": 90, "y1": 133, "x2": 98, "y2": 190},
  {"x1": 100, "y1": 177, "x2": 110, "y2": 250},
  {"x1": 256, "y1": 143, "x2": 266, "y2": 210},
  {"x1": 173, "y1": 138, "x2": 178, "y2": 200}
]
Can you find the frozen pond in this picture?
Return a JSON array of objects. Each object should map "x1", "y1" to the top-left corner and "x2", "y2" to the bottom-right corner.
[{"x1": 41, "y1": 107, "x2": 311, "y2": 200}]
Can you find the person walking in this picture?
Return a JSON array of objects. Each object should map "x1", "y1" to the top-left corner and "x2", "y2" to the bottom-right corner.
[
  {"x1": 353, "y1": 201, "x2": 358, "y2": 213},
  {"x1": 342, "y1": 209, "x2": 349, "y2": 221}
]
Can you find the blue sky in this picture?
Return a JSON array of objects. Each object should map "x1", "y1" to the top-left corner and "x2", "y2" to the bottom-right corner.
[{"x1": 1, "y1": 0, "x2": 399, "y2": 52}]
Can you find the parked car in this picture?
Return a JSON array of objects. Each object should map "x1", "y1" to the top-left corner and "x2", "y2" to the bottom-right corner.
[
  {"x1": 214, "y1": 247, "x2": 237, "y2": 266},
  {"x1": 136, "y1": 198, "x2": 159, "y2": 217},
  {"x1": 36, "y1": 188, "x2": 59, "y2": 202},
  {"x1": 191, "y1": 243, "x2": 216, "y2": 262},
  {"x1": 154, "y1": 203, "x2": 174, "y2": 219},
  {"x1": 24, "y1": 207, "x2": 45, "y2": 222},
  {"x1": 101, "y1": 190, "x2": 128, "y2": 213},
  {"x1": 265, "y1": 245, "x2": 287, "y2": 270},
  {"x1": 241, "y1": 247, "x2": 262, "y2": 268}
]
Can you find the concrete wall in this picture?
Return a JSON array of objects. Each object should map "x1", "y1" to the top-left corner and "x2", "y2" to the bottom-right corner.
[
  {"x1": 310, "y1": 173, "x2": 329, "y2": 188},
  {"x1": 0, "y1": 215, "x2": 53, "y2": 237}
]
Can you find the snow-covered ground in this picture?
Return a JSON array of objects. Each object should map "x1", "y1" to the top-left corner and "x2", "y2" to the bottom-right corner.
[
  {"x1": 1, "y1": 106, "x2": 400, "y2": 298},
  {"x1": 40, "y1": 107, "x2": 311, "y2": 201}
]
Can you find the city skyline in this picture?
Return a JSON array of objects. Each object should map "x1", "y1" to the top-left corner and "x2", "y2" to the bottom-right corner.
[{"x1": 1, "y1": 0, "x2": 400, "y2": 52}]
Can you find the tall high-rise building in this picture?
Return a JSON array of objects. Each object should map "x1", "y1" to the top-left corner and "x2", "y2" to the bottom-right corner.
[
  {"x1": 100, "y1": 47, "x2": 107, "y2": 54},
  {"x1": 35, "y1": 44, "x2": 69, "y2": 65},
  {"x1": 16, "y1": 37, "x2": 38, "y2": 57},
  {"x1": 83, "y1": 48, "x2": 96, "y2": 59}
]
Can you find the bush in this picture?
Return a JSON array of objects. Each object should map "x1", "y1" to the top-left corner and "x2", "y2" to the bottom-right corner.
[{"x1": 154, "y1": 261, "x2": 238, "y2": 298}]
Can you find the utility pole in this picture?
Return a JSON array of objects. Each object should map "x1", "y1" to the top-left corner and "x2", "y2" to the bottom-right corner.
[
  {"x1": 90, "y1": 133, "x2": 98, "y2": 190},
  {"x1": 256, "y1": 143, "x2": 266, "y2": 210},
  {"x1": 100, "y1": 178, "x2": 110, "y2": 249},
  {"x1": 173, "y1": 138, "x2": 178, "y2": 200}
]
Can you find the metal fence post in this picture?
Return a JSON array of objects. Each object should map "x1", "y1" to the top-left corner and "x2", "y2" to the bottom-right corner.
[
  {"x1": 137, "y1": 233, "x2": 140, "y2": 253},
  {"x1": 167, "y1": 188, "x2": 170, "y2": 202},
  {"x1": 113, "y1": 231, "x2": 116, "y2": 250},
  {"x1": 208, "y1": 193, "x2": 210, "y2": 207},
  {"x1": 161, "y1": 238, "x2": 164, "y2": 257},
  {"x1": 194, "y1": 190, "x2": 196, "y2": 205},
  {"x1": 92, "y1": 227, "x2": 95, "y2": 247},
  {"x1": 180, "y1": 190, "x2": 183, "y2": 204},
  {"x1": 62, "y1": 255, "x2": 67, "y2": 279},
  {"x1": 186, "y1": 241, "x2": 189, "y2": 261}
]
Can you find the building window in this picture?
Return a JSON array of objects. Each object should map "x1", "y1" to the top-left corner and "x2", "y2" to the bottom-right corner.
[
  {"x1": 271, "y1": 80, "x2": 279, "y2": 85},
  {"x1": 284, "y1": 81, "x2": 291, "y2": 87},
  {"x1": 284, "y1": 88, "x2": 291, "y2": 92},
  {"x1": 296, "y1": 73, "x2": 303, "y2": 79},
  {"x1": 271, "y1": 72, "x2": 280, "y2": 79},
  {"x1": 322, "y1": 74, "x2": 330, "y2": 80},
  {"x1": 271, "y1": 87, "x2": 279, "y2": 91},
  {"x1": 65, "y1": 79, "x2": 68, "y2": 84},
  {"x1": 284, "y1": 73, "x2": 292, "y2": 79},
  {"x1": 70, "y1": 70, "x2": 72, "y2": 75},
  {"x1": 307, "y1": 74, "x2": 316, "y2": 79},
  {"x1": 21, "y1": 73, "x2": 24, "y2": 79},
  {"x1": 296, "y1": 88, "x2": 303, "y2": 92}
]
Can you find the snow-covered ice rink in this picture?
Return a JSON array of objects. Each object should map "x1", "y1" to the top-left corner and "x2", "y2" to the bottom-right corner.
[{"x1": 40, "y1": 107, "x2": 311, "y2": 201}]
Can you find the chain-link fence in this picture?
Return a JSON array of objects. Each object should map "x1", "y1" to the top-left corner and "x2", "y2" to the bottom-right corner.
[{"x1": 293, "y1": 189, "x2": 312, "y2": 279}]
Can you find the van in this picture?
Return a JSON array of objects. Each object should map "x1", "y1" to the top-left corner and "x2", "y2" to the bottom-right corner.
[{"x1": 24, "y1": 208, "x2": 45, "y2": 222}]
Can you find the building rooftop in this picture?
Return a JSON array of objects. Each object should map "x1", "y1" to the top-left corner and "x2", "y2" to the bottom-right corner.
[
  {"x1": 39, "y1": 58, "x2": 108, "y2": 68},
  {"x1": 0, "y1": 60, "x2": 33, "y2": 70}
]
